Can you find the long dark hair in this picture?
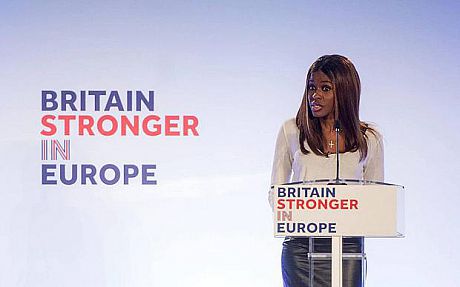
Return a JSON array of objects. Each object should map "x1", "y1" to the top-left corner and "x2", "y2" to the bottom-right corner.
[{"x1": 295, "y1": 54, "x2": 374, "y2": 161}]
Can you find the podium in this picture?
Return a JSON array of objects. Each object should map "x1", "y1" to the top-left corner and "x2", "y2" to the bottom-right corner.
[{"x1": 273, "y1": 179, "x2": 404, "y2": 287}]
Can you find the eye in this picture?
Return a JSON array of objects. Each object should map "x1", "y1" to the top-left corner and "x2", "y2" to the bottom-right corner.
[
  {"x1": 321, "y1": 85, "x2": 332, "y2": 92},
  {"x1": 307, "y1": 85, "x2": 316, "y2": 91}
]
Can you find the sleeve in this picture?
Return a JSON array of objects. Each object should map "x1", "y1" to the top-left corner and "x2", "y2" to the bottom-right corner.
[
  {"x1": 268, "y1": 123, "x2": 293, "y2": 210},
  {"x1": 363, "y1": 130, "x2": 384, "y2": 182}
]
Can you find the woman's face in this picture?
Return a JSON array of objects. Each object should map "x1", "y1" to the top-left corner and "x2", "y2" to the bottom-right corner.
[{"x1": 307, "y1": 70, "x2": 335, "y2": 119}]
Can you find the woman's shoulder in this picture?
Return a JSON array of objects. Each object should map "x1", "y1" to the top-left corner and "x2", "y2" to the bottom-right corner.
[
  {"x1": 275, "y1": 118, "x2": 300, "y2": 150},
  {"x1": 362, "y1": 122, "x2": 384, "y2": 146},
  {"x1": 281, "y1": 118, "x2": 298, "y2": 130},
  {"x1": 279, "y1": 118, "x2": 299, "y2": 136},
  {"x1": 362, "y1": 122, "x2": 382, "y2": 135}
]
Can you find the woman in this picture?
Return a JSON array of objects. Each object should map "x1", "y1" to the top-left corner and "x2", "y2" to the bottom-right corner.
[{"x1": 269, "y1": 55, "x2": 384, "y2": 287}]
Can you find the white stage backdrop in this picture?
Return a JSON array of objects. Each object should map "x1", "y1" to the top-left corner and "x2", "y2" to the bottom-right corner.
[{"x1": 1, "y1": 1, "x2": 459, "y2": 286}]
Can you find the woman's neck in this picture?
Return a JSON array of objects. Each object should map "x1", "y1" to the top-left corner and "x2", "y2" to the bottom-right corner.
[{"x1": 320, "y1": 117, "x2": 336, "y2": 133}]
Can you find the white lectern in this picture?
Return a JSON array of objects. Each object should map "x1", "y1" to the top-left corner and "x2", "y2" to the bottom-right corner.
[{"x1": 273, "y1": 179, "x2": 404, "y2": 287}]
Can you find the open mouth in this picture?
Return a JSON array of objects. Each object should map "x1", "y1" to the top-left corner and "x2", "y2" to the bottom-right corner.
[{"x1": 310, "y1": 103, "x2": 322, "y2": 112}]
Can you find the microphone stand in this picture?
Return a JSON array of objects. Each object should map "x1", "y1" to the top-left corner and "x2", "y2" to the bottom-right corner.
[
  {"x1": 327, "y1": 120, "x2": 346, "y2": 287},
  {"x1": 328, "y1": 120, "x2": 346, "y2": 186}
]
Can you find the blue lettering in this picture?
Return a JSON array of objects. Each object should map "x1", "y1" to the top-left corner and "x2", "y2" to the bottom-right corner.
[
  {"x1": 60, "y1": 164, "x2": 77, "y2": 185},
  {"x1": 105, "y1": 91, "x2": 124, "y2": 111},
  {"x1": 88, "y1": 90, "x2": 105, "y2": 111},
  {"x1": 277, "y1": 223, "x2": 285, "y2": 233},
  {"x1": 329, "y1": 223, "x2": 337, "y2": 233},
  {"x1": 142, "y1": 164, "x2": 157, "y2": 185},
  {"x1": 100, "y1": 164, "x2": 120, "y2": 185},
  {"x1": 136, "y1": 90, "x2": 154, "y2": 111},
  {"x1": 42, "y1": 91, "x2": 58, "y2": 111},
  {"x1": 124, "y1": 164, "x2": 139, "y2": 184},
  {"x1": 82, "y1": 164, "x2": 97, "y2": 184},
  {"x1": 277, "y1": 187, "x2": 286, "y2": 197},
  {"x1": 42, "y1": 164, "x2": 57, "y2": 184},
  {"x1": 61, "y1": 90, "x2": 77, "y2": 111}
]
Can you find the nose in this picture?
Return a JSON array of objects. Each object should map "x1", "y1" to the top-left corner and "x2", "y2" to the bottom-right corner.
[{"x1": 310, "y1": 91, "x2": 321, "y2": 100}]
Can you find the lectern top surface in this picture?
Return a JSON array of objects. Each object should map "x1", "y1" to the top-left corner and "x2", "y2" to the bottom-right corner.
[{"x1": 272, "y1": 178, "x2": 404, "y2": 188}]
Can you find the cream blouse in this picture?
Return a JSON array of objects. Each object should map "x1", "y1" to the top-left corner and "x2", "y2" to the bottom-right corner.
[{"x1": 269, "y1": 118, "x2": 384, "y2": 208}]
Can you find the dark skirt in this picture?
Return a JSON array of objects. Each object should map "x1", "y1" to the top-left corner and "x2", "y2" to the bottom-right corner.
[{"x1": 282, "y1": 237, "x2": 365, "y2": 287}]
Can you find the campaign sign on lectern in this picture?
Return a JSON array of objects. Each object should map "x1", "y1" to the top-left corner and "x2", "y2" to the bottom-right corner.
[{"x1": 273, "y1": 183, "x2": 404, "y2": 238}]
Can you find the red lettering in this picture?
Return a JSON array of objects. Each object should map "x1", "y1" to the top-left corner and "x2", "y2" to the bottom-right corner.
[
  {"x1": 41, "y1": 115, "x2": 56, "y2": 136},
  {"x1": 350, "y1": 199, "x2": 358, "y2": 209},
  {"x1": 121, "y1": 115, "x2": 139, "y2": 136},
  {"x1": 97, "y1": 115, "x2": 118, "y2": 136},
  {"x1": 318, "y1": 199, "x2": 328, "y2": 209},
  {"x1": 78, "y1": 115, "x2": 95, "y2": 135},
  {"x1": 183, "y1": 115, "x2": 199, "y2": 136},
  {"x1": 329, "y1": 199, "x2": 339, "y2": 209},
  {"x1": 165, "y1": 115, "x2": 180, "y2": 136},
  {"x1": 286, "y1": 199, "x2": 295, "y2": 209},
  {"x1": 58, "y1": 115, "x2": 76, "y2": 136},
  {"x1": 296, "y1": 199, "x2": 305, "y2": 209},
  {"x1": 306, "y1": 199, "x2": 317, "y2": 209},
  {"x1": 143, "y1": 115, "x2": 161, "y2": 136},
  {"x1": 277, "y1": 199, "x2": 285, "y2": 209}
]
